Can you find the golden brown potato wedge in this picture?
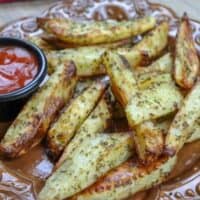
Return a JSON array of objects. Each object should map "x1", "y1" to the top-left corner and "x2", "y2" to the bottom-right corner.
[
  {"x1": 39, "y1": 133, "x2": 134, "y2": 200},
  {"x1": 103, "y1": 51, "x2": 137, "y2": 106},
  {"x1": 56, "y1": 97, "x2": 111, "y2": 169},
  {"x1": 134, "y1": 53, "x2": 173, "y2": 78},
  {"x1": 46, "y1": 81, "x2": 107, "y2": 160},
  {"x1": 135, "y1": 120, "x2": 164, "y2": 164},
  {"x1": 186, "y1": 117, "x2": 200, "y2": 143},
  {"x1": 43, "y1": 35, "x2": 133, "y2": 49},
  {"x1": 37, "y1": 17, "x2": 155, "y2": 45},
  {"x1": 165, "y1": 80, "x2": 200, "y2": 156},
  {"x1": 0, "y1": 62, "x2": 77, "y2": 158},
  {"x1": 174, "y1": 14, "x2": 199, "y2": 89},
  {"x1": 47, "y1": 47, "x2": 106, "y2": 76},
  {"x1": 117, "y1": 22, "x2": 169, "y2": 68},
  {"x1": 126, "y1": 73, "x2": 183, "y2": 126},
  {"x1": 71, "y1": 156, "x2": 176, "y2": 200}
]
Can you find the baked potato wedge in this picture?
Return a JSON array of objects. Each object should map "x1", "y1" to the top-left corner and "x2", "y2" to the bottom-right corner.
[
  {"x1": 103, "y1": 51, "x2": 137, "y2": 106},
  {"x1": 43, "y1": 35, "x2": 133, "y2": 49},
  {"x1": 134, "y1": 53, "x2": 173, "y2": 77},
  {"x1": 39, "y1": 132, "x2": 134, "y2": 200},
  {"x1": 0, "y1": 62, "x2": 77, "y2": 158},
  {"x1": 117, "y1": 22, "x2": 169, "y2": 68},
  {"x1": 37, "y1": 16, "x2": 156, "y2": 45},
  {"x1": 47, "y1": 46, "x2": 106, "y2": 76},
  {"x1": 165, "y1": 80, "x2": 200, "y2": 156},
  {"x1": 46, "y1": 81, "x2": 107, "y2": 160},
  {"x1": 56, "y1": 97, "x2": 111, "y2": 168},
  {"x1": 174, "y1": 13, "x2": 199, "y2": 89},
  {"x1": 126, "y1": 73, "x2": 183, "y2": 126},
  {"x1": 135, "y1": 120, "x2": 164, "y2": 164},
  {"x1": 187, "y1": 117, "x2": 200, "y2": 143},
  {"x1": 71, "y1": 156, "x2": 177, "y2": 200}
]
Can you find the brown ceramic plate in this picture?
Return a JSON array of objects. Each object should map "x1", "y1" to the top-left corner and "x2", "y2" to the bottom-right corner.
[{"x1": 0, "y1": 0, "x2": 200, "y2": 200}]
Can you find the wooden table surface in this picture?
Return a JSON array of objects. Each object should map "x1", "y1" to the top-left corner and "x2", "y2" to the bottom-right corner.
[{"x1": 0, "y1": 0, "x2": 200, "y2": 26}]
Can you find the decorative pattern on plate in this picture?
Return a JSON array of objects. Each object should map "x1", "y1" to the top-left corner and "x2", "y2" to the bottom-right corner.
[{"x1": 0, "y1": 0, "x2": 200, "y2": 200}]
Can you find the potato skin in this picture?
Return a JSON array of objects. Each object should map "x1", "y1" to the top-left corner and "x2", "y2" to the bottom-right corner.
[
  {"x1": 0, "y1": 62, "x2": 77, "y2": 158},
  {"x1": 37, "y1": 17, "x2": 156, "y2": 45},
  {"x1": 174, "y1": 13, "x2": 200, "y2": 89}
]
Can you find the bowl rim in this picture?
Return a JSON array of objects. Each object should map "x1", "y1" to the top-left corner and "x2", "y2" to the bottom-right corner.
[{"x1": 0, "y1": 37, "x2": 47, "y2": 102}]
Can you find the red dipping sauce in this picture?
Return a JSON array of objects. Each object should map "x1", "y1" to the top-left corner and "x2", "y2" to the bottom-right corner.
[{"x1": 0, "y1": 46, "x2": 38, "y2": 94}]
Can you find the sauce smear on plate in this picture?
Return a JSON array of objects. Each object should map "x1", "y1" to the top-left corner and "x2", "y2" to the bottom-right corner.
[{"x1": 0, "y1": 46, "x2": 38, "y2": 94}]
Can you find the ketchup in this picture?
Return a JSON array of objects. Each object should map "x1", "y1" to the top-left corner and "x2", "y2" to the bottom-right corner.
[{"x1": 0, "y1": 46, "x2": 38, "y2": 94}]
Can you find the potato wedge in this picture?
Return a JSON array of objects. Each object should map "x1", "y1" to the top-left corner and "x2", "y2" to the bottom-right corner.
[
  {"x1": 174, "y1": 13, "x2": 199, "y2": 89},
  {"x1": 187, "y1": 117, "x2": 200, "y2": 143},
  {"x1": 135, "y1": 120, "x2": 164, "y2": 164},
  {"x1": 71, "y1": 156, "x2": 176, "y2": 200},
  {"x1": 126, "y1": 73, "x2": 183, "y2": 126},
  {"x1": 103, "y1": 51, "x2": 137, "y2": 106},
  {"x1": 56, "y1": 98, "x2": 111, "y2": 169},
  {"x1": 47, "y1": 47, "x2": 106, "y2": 76},
  {"x1": 39, "y1": 133, "x2": 134, "y2": 200},
  {"x1": 43, "y1": 35, "x2": 133, "y2": 49},
  {"x1": 134, "y1": 53, "x2": 173, "y2": 77},
  {"x1": 117, "y1": 22, "x2": 169, "y2": 68},
  {"x1": 46, "y1": 81, "x2": 107, "y2": 160},
  {"x1": 0, "y1": 62, "x2": 77, "y2": 158},
  {"x1": 37, "y1": 17, "x2": 155, "y2": 45},
  {"x1": 165, "y1": 80, "x2": 200, "y2": 156}
]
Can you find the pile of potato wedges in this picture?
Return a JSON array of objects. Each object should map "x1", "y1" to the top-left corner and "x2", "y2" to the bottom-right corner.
[{"x1": 0, "y1": 13, "x2": 199, "y2": 200}]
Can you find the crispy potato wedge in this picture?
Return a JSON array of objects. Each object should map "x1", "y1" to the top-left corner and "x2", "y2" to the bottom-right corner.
[
  {"x1": 117, "y1": 22, "x2": 169, "y2": 68},
  {"x1": 0, "y1": 62, "x2": 77, "y2": 158},
  {"x1": 187, "y1": 117, "x2": 200, "y2": 143},
  {"x1": 37, "y1": 17, "x2": 155, "y2": 45},
  {"x1": 43, "y1": 35, "x2": 133, "y2": 49},
  {"x1": 174, "y1": 13, "x2": 199, "y2": 89},
  {"x1": 47, "y1": 47, "x2": 106, "y2": 76},
  {"x1": 134, "y1": 53, "x2": 173, "y2": 77},
  {"x1": 46, "y1": 81, "x2": 107, "y2": 160},
  {"x1": 103, "y1": 51, "x2": 137, "y2": 106},
  {"x1": 71, "y1": 156, "x2": 177, "y2": 200},
  {"x1": 39, "y1": 133, "x2": 134, "y2": 200},
  {"x1": 165, "y1": 80, "x2": 200, "y2": 156},
  {"x1": 135, "y1": 120, "x2": 164, "y2": 164},
  {"x1": 56, "y1": 98, "x2": 111, "y2": 169},
  {"x1": 126, "y1": 73, "x2": 183, "y2": 126}
]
